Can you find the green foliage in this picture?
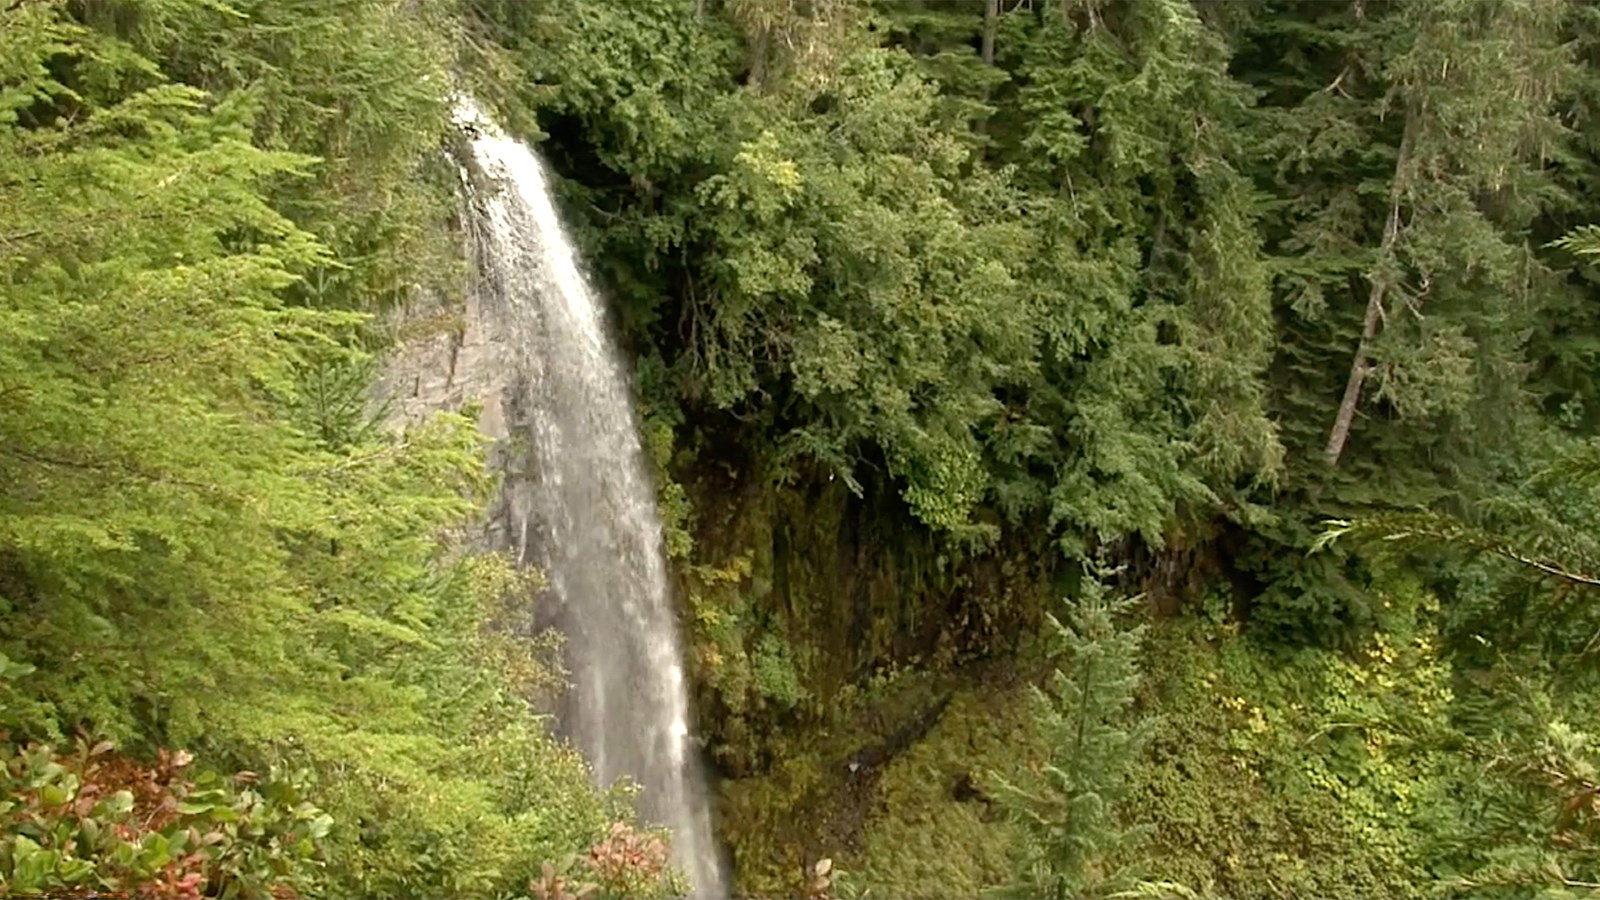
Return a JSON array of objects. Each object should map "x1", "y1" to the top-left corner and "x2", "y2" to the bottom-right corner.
[
  {"x1": 0, "y1": 735, "x2": 328, "y2": 898},
  {"x1": 1551, "y1": 225, "x2": 1600, "y2": 258},
  {"x1": 467, "y1": 3, "x2": 1600, "y2": 898},
  {"x1": 689, "y1": 47, "x2": 1033, "y2": 540},
  {"x1": 122, "y1": 0, "x2": 466, "y2": 309},
  {"x1": 1127, "y1": 584, "x2": 1452, "y2": 900},
  {"x1": 751, "y1": 633, "x2": 808, "y2": 709},
  {"x1": 16, "y1": 0, "x2": 1600, "y2": 896},
  {"x1": 1426, "y1": 665, "x2": 1600, "y2": 899},
  {"x1": 989, "y1": 575, "x2": 1150, "y2": 900},
  {"x1": 1242, "y1": 0, "x2": 1572, "y2": 483},
  {"x1": 1321, "y1": 432, "x2": 1600, "y2": 654},
  {"x1": 0, "y1": 4, "x2": 620, "y2": 898},
  {"x1": 1317, "y1": 426, "x2": 1600, "y2": 895},
  {"x1": 492, "y1": 0, "x2": 1283, "y2": 555},
  {"x1": 854, "y1": 686, "x2": 1039, "y2": 899}
]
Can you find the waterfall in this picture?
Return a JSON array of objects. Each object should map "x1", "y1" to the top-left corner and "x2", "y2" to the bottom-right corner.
[{"x1": 453, "y1": 98, "x2": 728, "y2": 900}]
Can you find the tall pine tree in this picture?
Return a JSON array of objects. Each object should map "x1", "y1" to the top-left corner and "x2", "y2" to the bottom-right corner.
[{"x1": 989, "y1": 574, "x2": 1150, "y2": 899}]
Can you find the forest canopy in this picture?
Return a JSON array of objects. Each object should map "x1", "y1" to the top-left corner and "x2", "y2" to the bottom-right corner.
[{"x1": 8, "y1": 0, "x2": 1600, "y2": 898}]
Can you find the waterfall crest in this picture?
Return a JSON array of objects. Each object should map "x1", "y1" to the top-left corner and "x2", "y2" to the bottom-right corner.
[{"x1": 453, "y1": 97, "x2": 728, "y2": 900}]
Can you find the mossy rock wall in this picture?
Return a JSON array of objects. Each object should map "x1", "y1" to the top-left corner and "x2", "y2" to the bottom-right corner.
[
  {"x1": 676, "y1": 458, "x2": 1054, "y2": 775},
  {"x1": 667, "y1": 457, "x2": 1054, "y2": 895}
]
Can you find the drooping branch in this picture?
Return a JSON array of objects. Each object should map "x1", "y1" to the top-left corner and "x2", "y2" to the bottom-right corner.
[
  {"x1": 0, "y1": 445, "x2": 219, "y2": 493},
  {"x1": 1319, "y1": 513, "x2": 1600, "y2": 589}
]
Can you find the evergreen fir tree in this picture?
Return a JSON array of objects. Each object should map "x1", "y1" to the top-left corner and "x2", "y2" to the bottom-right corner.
[{"x1": 989, "y1": 574, "x2": 1151, "y2": 900}]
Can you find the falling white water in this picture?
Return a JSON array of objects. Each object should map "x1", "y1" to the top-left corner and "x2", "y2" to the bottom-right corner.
[{"x1": 452, "y1": 97, "x2": 728, "y2": 899}]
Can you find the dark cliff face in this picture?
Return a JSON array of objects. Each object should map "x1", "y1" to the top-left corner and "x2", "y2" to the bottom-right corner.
[{"x1": 674, "y1": 447, "x2": 1056, "y2": 776}]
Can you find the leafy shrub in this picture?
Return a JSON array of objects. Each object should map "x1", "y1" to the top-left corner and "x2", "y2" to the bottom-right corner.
[
  {"x1": 1125, "y1": 584, "x2": 1452, "y2": 899},
  {"x1": 0, "y1": 735, "x2": 328, "y2": 898},
  {"x1": 527, "y1": 822, "x2": 685, "y2": 900}
]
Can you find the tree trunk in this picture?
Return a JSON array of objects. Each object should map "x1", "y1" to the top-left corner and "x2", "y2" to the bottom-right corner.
[
  {"x1": 983, "y1": 0, "x2": 999, "y2": 65},
  {"x1": 1323, "y1": 108, "x2": 1417, "y2": 468},
  {"x1": 748, "y1": 24, "x2": 769, "y2": 89},
  {"x1": 1323, "y1": 268, "x2": 1390, "y2": 467},
  {"x1": 974, "y1": 0, "x2": 1000, "y2": 140}
]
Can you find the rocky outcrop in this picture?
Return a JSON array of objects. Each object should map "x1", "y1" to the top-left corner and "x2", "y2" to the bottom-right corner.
[{"x1": 373, "y1": 269, "x2": 510, "y2": 441}]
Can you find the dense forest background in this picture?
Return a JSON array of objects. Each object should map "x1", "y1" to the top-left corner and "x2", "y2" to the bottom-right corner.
[{"x1": 9, "y1": 0, "x2": 1600, "y2": 897}]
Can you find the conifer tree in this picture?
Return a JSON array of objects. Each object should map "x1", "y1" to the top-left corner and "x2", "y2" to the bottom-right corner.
[
  {"x1": 1234, "y1": 0, "x2": 1574, "y2": 483},
  {"x1": 0, "y1": 5, "x2": 617, "y2": 897},
  {"x1": 989, "y1": 574, "x2": 1150, "y2": 900},
  {"x1": 1319, "y1": 0, "x2": 1572, "y2": 469}
]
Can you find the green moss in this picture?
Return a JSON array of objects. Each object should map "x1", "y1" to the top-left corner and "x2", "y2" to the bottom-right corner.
[
  {"x1": 711, "y1": 663, "x2": 1041, "y2": 897},
  {"x1": 752, "y1": 633, "x2": 808, "y2": 708},
  {"x1": 714, "y1": 664, "x2": 953, "y2": 894},
  {"x1": 676, "y1": 454, "x2": 1053, "y2": 891},
  {"x1": 719, "y1": 747, "x2": 833, "y2": 897},
  {"x1": 855, "y1": 686, "x2": 1039, "y2": 898}
]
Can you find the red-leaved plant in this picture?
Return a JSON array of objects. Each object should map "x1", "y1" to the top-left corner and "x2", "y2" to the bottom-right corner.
[
  {"x1": 0, "y1": 734, "x2": 329, "y2": 898},
  {"x1": 529, "y1": 821, "x2": 681, "y2": 900}
]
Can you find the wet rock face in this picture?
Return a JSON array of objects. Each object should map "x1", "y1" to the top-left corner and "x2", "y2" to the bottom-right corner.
[
  {"x1": 374, "y1": 280, "x2": 511, "y2": 441},
  {"x1": 372, "y1": 251, "x2": 532, "y2": 567}
]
